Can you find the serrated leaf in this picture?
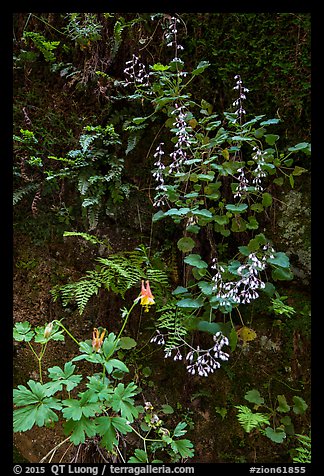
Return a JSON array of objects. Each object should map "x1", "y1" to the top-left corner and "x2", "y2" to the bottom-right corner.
[
  {"x1": 62, "y1": 397, "x2": 102, "y2": 421},
  {"x1": 235, "y1": 405, "x2": 270, "y2": 432},
  {"x1": 105, "y1": 358, "x2": 129, "y2": 374},
  {"x1": 128, "y1": 449, "x2": 148, "y2": 463},
  {"x1": 13, "y1": 322, "x2": 35, "y2": 342},
  {"x1": 63, "y1": 416, "x2": 96, "y2": 444},
  {"x1": 47, "y1": 362, "x2": 82, "y2": 392},
  {"x1": 173, "y1": 421, "x2": 188, "y2": 437},
  {"x1": 110, "y1": 382, "x2": 139, "y2": 423},
  {"x1": 170, "y1": 439, "x2": 194, "y2": 458}
]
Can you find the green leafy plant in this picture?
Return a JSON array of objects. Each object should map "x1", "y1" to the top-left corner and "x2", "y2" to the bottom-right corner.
[
  {"x1": 117, "y1": 16, "x2": 310, "y2": 375},
  {"x1": 235, "y1": 388, "x2": 309, "y2": 444},
  {"x1": 13, "y1": 298, "x2": 194, "y2": 463},
  {"x1": 290, "y1": 433, "x2": 311, "y2": 463},
  {"x1": 51, "y1": 242, "x2": 169, "y2": 315},
  {"x1": 44, "y1": 124, "x2": 129, "y2": 230}
]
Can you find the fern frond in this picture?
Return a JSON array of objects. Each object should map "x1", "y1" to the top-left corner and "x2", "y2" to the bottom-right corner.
[
  {"x1": 74, "y1": 271, "x2": 102, "y2": 314},
  {"x1": 13, "y1": 183, "x2": 39, "y2": 205},
  {"x1": 156, "y1": 303, "x2": 188, "y2": 351},
  {"x1": 63, "y1": 231, "x2": 105, "y2": 246},
  {"x1": 235, "y1": 405, "x2": 270, "y2": 433}
]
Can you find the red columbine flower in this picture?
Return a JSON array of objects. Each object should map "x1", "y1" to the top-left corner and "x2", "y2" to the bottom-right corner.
[
  {"x1": 140, "y1": 280, "x2": 155, "y2": 312},
  {"x1": 92, "y1": 328, "x2": 106, "y2": 352}
]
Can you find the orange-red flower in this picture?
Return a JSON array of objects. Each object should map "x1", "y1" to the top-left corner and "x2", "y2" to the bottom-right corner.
[
  {"x1": 140, "y1": 280, "x2": 155, "y2": 312},
  {"x1": 92, "y1": 328, "x2": 106, "y2": 352}
]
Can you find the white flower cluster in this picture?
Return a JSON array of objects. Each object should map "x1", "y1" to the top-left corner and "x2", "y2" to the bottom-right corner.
[
  {"x1": 252, "y1": 147, "x2": 267, "y2": 192},
  {"x1": 124, "y1": 54, "x2": 150, "y2": 87},
  {"x1": 169, "y1": 104, "x2": 192, "y2": 172},
  {"x1": 152, "y1": 142, "x2": 167, "y2": 207},
  {"x1": 211, "y1": 245, "x2": 275, "y2": 305},
  {"x1": 234, "y1": 147, "x2": 268, "y2": 198},
  {"x1": 234, "y1": 167, "x2": 249, "y2": 199},
  {"x1": 233, "y1": 74, "x2": 249, "y2": 122},
  {"x1": 151, "y1": 330, "x2": 230, "y2": 377}
]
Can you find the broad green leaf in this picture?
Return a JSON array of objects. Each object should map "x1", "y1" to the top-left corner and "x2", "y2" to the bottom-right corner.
[
  {"x1": 265, "y1": 134, "x2": 280, "y2": 145},
  {"x1": 277, "y1": 395, "x2": 290, "y2": 413},
  {"x1": 184, "y1": 254, "x2": 208, "y2": 269},
  {"x1": 177, "y1": 237, "x2": 195, "y2": 253},
  {"x1": 132, "y1": 117, "x2": 148, "y2": 125},
  {"x1": 192, "y1": 208, "x2": 213, "y2": 219},
  {"x1": 244, "y1": 389, "x2": 264, "y2": 405},
  {"x1": 288, "y1": 142, "x2": 310, "y2": 152},
  {"x1": 47, "y1": 362, "x2": 82, "y2": 392},
  {"x1": 268, "y1": 252, "x2": 290, "y2": 269},
  {"x1": 214, "y1": 215, "x2": 229, "y2": 225},
  {"x1": 238, "y1": 246, "x2": 251, "y2": 256},
  {"x1": 63, "y1": 416, "x2": 96, "y2": 444},
  {"x1": 105, "y1": 358, "x2": 129, "y2": 374},
  {"x1": 13, "y1": 322, "x2": 34, "y2": 342},
  {"x1": 262, "y1": 192, "x2": 272, "y2": 207},
  {"x1": 264, "y1": 427, "x2": 286, "y2": 443},
  {"x1": 86, "y1": 376, "x2": 113, "y2": 402},
  {"x1": 173, "y1": 422, "x2": 187, "y2": 438},
  {"x1": 152, "y1": 210, "x2": 165, "y2": 222},
  {"x1": 151, "y1": 63, "x2": 170, "y2": 71},
  {"x1": 271, "y1": 267, "x2": 294, "y2": 281},
  {"x1": 260, "y1": 118, "x2": 280, "y2": 126},
  {"x1": 246, "y1": 216, "x2": 259, "y2": 230},
  {"x1": 176, "y1": 298, "x2": 203, "y2": 309},
  {"x1": 161, "y1": 404, "x2": 174, "y2": 414},
  {"x1": 197, "y1": 281, "x2": 214, "y2": 295},
  {"x1": 170, "y1": 439, "x2": 194, "y2": 458},
  {"x1": 172, "y1": 286, "x2": 188, "y2": 295},
  {"x1": 110, "y1": 382, "x2": 139, "y2": 423},
  {"x1": 225, "y1": 203, "x2": 248, "y2": 213},
  {"x1": 163, "y1": 207, "x2": 190, "y2": 217},
  {"x1": 292, "y1": 166, "x2": 308, "y2": 176},
  {"x1": 128, "y1": 449, "x2": 148, "y2": 463},
  {"x1": 192, "y1": 60, "x2": 210, "y2": 75},
  {"x1": 13, "y1": 381, "x2": 44, "y2": 406},
  {"x1": 95, "y1": 416, "x2": 117, "y2": 451},
  {"x1": 14, "y1": 401, "x2": 60, "y2": 432},
  {"x1": 62, "y1": 397, "x2": 102, "y2": 421},
  {"x1": 197, "y1": 321, "x2": 222, "y2": 335},
  {"x1": 118, "y1": 337, "x2": 137, "y2": 350},
  {"x1": 292, "y1": 396, "x2": 308, "y2": 415}
]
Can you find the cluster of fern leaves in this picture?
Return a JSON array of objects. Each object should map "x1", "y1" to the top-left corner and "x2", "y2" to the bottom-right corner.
[{"x1": 51, "y1": 244, "x2": 170, "y2": 315}]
